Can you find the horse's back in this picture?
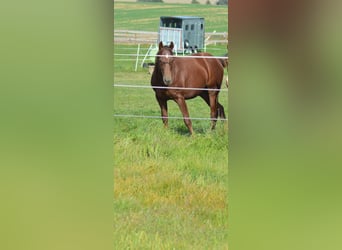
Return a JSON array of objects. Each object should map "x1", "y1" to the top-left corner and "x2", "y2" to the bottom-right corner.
[
  {"x1": 191, "y1": 52, "x2": 225, "y2": 84},
  {"x1": 193, "y1": 52, "x2": 225, "y2": 68},
  {"x1": 171, "y1": 52, "x2": 225, "y2": 89},
  {"x1": 175, "y1": 53, "x2": 223, "y2": 74}
]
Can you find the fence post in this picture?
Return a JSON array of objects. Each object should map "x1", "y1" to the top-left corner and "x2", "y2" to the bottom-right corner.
[
  {"x1": 135, "y1": 44, "x2": 140, "y2": 72},
  {"x1": 141, "y1": 44, "x2": 153, "y2": 67}
]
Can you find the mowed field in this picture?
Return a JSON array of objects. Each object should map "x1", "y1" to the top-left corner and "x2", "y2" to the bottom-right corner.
[
  {"x1": 114, "y1": 1, "x2": 228, "y2": 32},
  {"x1": 114, "y1": 0, "x2": 224, "y2": 7},
  {"x1": 114, "y1": 2, "x2": 228, "y2": 249}
]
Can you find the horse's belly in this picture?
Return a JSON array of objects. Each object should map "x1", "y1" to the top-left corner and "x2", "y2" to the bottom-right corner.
[
  {"x1": 183, "y1": 90, "x2": 203, "y2": 99},
  {"x1": 163, "y1": 88, "x2": 203, "y2": 100}
]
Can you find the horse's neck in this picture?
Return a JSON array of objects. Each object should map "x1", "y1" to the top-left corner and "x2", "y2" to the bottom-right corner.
[
  {"x1": 153, "y1": 64, "x2": 164, "y2": 83},
  {"x1": 155, "y1": 63, "x2": 162, "y2": 75}
]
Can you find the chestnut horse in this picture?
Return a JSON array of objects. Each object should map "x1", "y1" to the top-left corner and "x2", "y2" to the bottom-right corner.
[{"x1": 151, "y1": 41, "x2": 226, "y2": 135}]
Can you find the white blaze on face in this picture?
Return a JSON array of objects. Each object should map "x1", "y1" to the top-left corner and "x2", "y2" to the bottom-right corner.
[{"x1": 162, "y1": 53, "x2": 172, "y2": 85}]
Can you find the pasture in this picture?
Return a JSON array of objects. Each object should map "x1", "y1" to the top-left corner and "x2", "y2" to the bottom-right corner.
[
  {"x1": 114, "y1": 2, "x2": 228, "y2": 32},
  {"x1": 114, "y1": 2, "x2": 228, "y2": 249}
]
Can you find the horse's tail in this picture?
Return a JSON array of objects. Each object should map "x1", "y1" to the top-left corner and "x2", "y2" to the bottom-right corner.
[
  {"x1": 219, "y1": 54, "x2": 228, "y2": 68},
  {"x1": 220, "y1": 53, "x2": 229, "y2": 88}
]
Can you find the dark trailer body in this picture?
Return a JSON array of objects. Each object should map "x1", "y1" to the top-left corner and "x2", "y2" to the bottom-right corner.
[{"x1": 159, "y1": 16, "x2": 205, "y2": 53}]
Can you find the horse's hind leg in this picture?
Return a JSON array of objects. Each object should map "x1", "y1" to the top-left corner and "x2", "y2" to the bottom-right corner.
[
  {"x1": 200, "y1": 91, "x2": 218, "y2": 130},
  {"x1": 217, "y1": 102, "x2": 226, "y2": 120}
]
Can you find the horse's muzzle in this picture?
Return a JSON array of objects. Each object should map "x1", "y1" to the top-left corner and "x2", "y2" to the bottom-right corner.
[{"x1": 163, "y1": 77, "x2": 172, "y2": 85}]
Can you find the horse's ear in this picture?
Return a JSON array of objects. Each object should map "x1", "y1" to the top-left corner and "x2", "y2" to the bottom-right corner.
[
  {"x1": 158, "y1": 41, "x2": 163, "y2": 50},
  {"x1": 169, "y1": 42, "x2": 174, "y2": 50}
]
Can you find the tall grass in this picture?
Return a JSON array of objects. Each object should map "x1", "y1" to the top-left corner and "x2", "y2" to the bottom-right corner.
[{"x1": 114, "y1": 118, "x2": 228, "y2": 249}]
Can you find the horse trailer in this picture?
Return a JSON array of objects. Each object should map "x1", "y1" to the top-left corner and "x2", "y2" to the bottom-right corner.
[{"x1": 158, "y1": 16, "x2": 205, "y2": 53}]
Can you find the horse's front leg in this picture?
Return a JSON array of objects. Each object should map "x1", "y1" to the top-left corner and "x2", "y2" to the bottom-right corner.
[
  {"x1": 174, "y1": 96, "x2": 194, "y2": 135},
  {"x1": 156, "y1": 96, "x2": 168, "y2": 128}
]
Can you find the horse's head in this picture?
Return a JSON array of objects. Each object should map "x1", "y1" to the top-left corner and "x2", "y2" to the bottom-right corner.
[{"x1": 156, "y1": 41, "x2": 174, "y2": 85}]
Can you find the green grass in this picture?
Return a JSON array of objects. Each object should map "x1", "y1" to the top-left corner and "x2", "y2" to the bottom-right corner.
[
  {"x1": 114, "y1": 2, "x2": 228, "y2": 32},
  {"x1": 114, "y1": 119, "x2": 228, "y2": 249},
  {"x1": 114, "y1": 3, "x2": 228, "y2": 249}
]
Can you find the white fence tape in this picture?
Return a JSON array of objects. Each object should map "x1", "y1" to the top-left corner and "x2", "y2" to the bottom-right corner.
[
  {"x1": 113, "y1": 114, "x2": 228, "y2": 121},
  {"x1": 113, "y1": 84, "x2": 228, "y2": 92}
]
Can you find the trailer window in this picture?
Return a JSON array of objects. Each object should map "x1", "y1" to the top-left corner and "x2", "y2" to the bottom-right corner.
[
  {"x1": 191, "y1": 24, "x2": 194, "y2": 30},
  {"x1": 185, "y1": 24, "x2": 189, "y2": 31},
  {"x1": 200, "y1": 23, "x2": 203, "y2": 30}
]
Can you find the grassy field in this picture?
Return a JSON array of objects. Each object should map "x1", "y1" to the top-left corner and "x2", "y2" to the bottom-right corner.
[
  {"x1": 114, "y1": 2, "x2": 228, "y2": 249},
  {"x1": 114, "y1": 2, "x2": 228, "y2": 32}
]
